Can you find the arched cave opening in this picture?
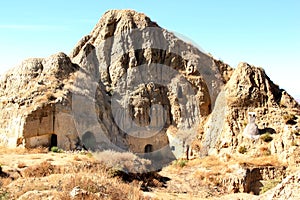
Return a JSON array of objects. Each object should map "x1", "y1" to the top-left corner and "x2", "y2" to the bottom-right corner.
[
  {"x1": 82, "y1": 131, "x2": 97, "y2": 151},
  {"x1": 144, "y1": 144, "x2": 153, "y2": 153}
]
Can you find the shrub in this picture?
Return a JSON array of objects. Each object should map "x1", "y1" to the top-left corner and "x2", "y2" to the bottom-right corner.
[
  {"x1": 86, "y1": 152, "x2": 93, "y2": 158},
  {"x1": 238, "y1": 146, "x2": 247, "y2": 154},
  {"x1": 283, "y1": 114, "x2": 297, "y2": 125},
  {"x1": 260, "y1": 133, "x2": 273, "y2": 142},
  {"x1": 22, "y1": 161, "x2": 55, "y2": 177},
  {"x1": 291, "y1": 141, "x2": 298, "y2": 146},
  {"x1": 259, "y1": 147, "x2": 271, "y2": 156},
  {"x1": 93, "y1": 150, "x2": 151, "y2": 173},
  {"x1": 50, "y1": 146, "x2": 63, "y2": 153},
  {"x1": 0, "y1": 190, "x2": 9, "y2": 200},
  {"x1": 173, "y1": 159, "x2": 188, "y2": 168}
]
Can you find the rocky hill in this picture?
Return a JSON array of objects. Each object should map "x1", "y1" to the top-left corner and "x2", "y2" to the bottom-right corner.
[
  {"x1": 0, "y1": 9, "x2": 300, "y2": 199},
  {"x1": 0, "y1": 10, "x2": 233, "y2": 158}
]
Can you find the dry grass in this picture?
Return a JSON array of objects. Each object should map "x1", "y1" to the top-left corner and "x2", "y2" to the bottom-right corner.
[
  {"x1": 259, "y1": 146, "x2": 271, "y2": 156},
  {"x1": 233, "y1": 155, "x2": 282, "y2": 167},
  {"x1": 181, "y1": 156, "x2": 231, "y2": 188},
  {"x1": 2, "y1": 158, "x2": 144, "y2": 200},
  {"x1": 94, "y1": 150, "x2": 151, "y2": 173},
  {"x1": 17, "y1": 162, "x2": 27, "y2": 169},
  {"x1": 22, "y1": 161, "x2": 55, "y2": 177},
  {"x1": 188, "y1": 156, "x2": 224, "y2": 169},
  {"x1": 181, "y1": 154, "x2": 283, "y2": 190}
]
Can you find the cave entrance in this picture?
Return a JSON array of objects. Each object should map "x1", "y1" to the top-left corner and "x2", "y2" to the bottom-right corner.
[
  {"x1": 50, "y1": 134, "x2": 57, "y2": 148},
  {"x1": 82, "y1": 131, "x2": 97, "y2": 151},
  {"x1": 144, "y1": 144, "x2": 153, "y2": 153}
]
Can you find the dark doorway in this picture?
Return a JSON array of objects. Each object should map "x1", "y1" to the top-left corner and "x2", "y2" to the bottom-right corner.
[
  {"x1": 50, "y1": 134, "x2": 57, "y2": 147},
  {"x1": 177, "y1": 86, "x2": 183, "y2": 98},
  {"x1": 82, "y1": 131, "x2": 97, "y2": 151},
  {"x1": 144, "y1": 144, "x2": 153, "y2": 153}
]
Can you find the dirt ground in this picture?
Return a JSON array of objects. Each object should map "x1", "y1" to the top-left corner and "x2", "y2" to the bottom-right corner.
[{"x1": 0, "y1": 148, "x2": 264, "y2": 200}]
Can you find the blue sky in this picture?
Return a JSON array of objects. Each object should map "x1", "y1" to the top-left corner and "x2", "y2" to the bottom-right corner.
[{"x1": 0, "y1": 0, "x2": 299, "y2": 98}]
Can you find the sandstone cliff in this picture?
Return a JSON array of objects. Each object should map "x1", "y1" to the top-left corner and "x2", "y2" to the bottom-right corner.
[
  {"x1": 200, "y1": 62, "x2": 300, "y2": 165},
  {"x1": 0, "y1": 10, "x2": 232, "y2": 159}
]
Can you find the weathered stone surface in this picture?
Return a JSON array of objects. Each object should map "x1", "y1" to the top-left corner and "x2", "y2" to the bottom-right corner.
[
  {"x1": 221, "y1": 165, "x2": 286, "y2": 195},
  {"x1": 0, "y1": 53, "x2": 79, "y2": 149},
  {"x1": 258, "y1": 170, "x2": 300, "y2": 200},
  {"x1": 200, "y1": 62, "x2": 300, "y2": 164},
  {"x1": 0, "y1": 10, "x2": 231, "y2": 157},
  {"x1": 68, "y1": 9, "x2": 232, "y2": 155}
]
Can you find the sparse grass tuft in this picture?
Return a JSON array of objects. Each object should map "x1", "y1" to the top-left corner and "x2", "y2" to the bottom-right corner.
[
  {"x1": 17, "y1": 162, "x2": 26, "y2": 169},
  {"x1": 259, "y1": 147, "x2": 271, "y2": 156},
  {"x1": 0, "y1": 190, "x2": 9, "y2": 200},
  {"x1": 86, "y1": 152, "x2": 93, "y2": 158},
  {"x1": 291, "y1": 140, "x2": 298, "y2": 146},
  {"x1": 260, "y1": 133, "x2": 273, "y2": 142},
  {"x1": 283, "y1": 113, "x2": 297, "y2": 125},
  {"x1": 237, "y1": 155, "x2": 281, "y2": 167},
  {"x1": 238, "y1": 146, "x2": 247, "y2": 154},
  {"x1": 173, "y1": 159, "x2": 188, "y2": 168}
]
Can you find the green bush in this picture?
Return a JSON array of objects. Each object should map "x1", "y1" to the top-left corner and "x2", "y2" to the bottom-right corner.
[
  {"x1": 173, "y1": 159, "x2": 188, "y2": 168},
  {"x1": 260, "y1": 133, "x2": 273, "y2": 142},
  {"x1": 50, "y1": 146, "x2": 63, "y2": 153},
  {"x1": 238, "y1": 146, "x2": 247, "y2": 154}
]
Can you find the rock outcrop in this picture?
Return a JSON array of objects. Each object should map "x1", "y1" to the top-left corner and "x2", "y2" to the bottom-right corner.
[
  {"x1": 0, "y1": 53, "x2": 80, "y2": 148},
  {"x1": 221, "y1": 165, "x2": 286, "y2": 195},
  {"x1": 258, "y1": 170, "x2": 300, "y2": 200},
  {"x1": 200, "y1": 62, "x2": 300, "y2": 165},
  {"x1": 0, "y1": 10, "x2": 232, "y2": 162}
]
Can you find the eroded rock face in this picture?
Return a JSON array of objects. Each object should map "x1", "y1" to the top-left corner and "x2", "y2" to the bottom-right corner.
[
  {"x1": 258, "y1": 170, "x2": 300, "y2": 200},
  {"x1": 0, "y1": 53, "x2": 79, "y2": 149},
  {"x1": 221, "y1": 166, "x2": 286, "y2": 195},
  {"x1": 200, "y1": 62, "x2": 300, "y2": 165},
  {"x1": 0, "y1": 10, "x2": 232, "y2": 157},
  {"x1": 69, "y1": 9, "x2": 233, "y2": 155}
]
